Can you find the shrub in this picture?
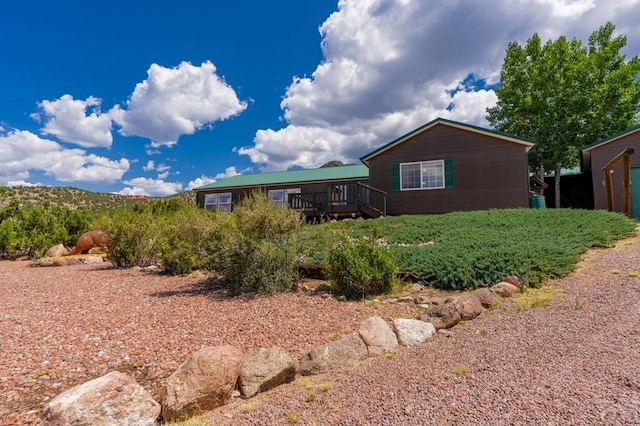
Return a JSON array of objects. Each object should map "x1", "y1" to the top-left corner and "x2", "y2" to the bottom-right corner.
[
  {"x1": 219, "y1": 191, "x2": 304, "y2": 295},
  {"x1": 325, "y1": 228, "x2": 398, "y2": 299}
]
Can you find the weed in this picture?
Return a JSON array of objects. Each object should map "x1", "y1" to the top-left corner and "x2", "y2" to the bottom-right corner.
[
  {"x1": 612, "y1": 269, "x2": 621, "y2": 274},
  {"x1": 287, "y1": 413, "x2": 301, "y2": 423},
  {"x1": 453, "y1": 364, "x2": 468, "y2": 375},
  {"x1": 385, "y1": 352, "x2": 398, "y2": 360},
  {"x1": 299, "y1": 378, "x2": 313, "y2": 389},
  {"x1": 479, "y1": 328, "x2": 488, "y2": 336},
  {"x1": 574, "y1": 297, "x2": 583, "y2": 311},
  {"x1": 319, "y1": 382, "x2": 333, "y2": 392},
  {"x1": 629, "y1": 271, "x2": 639, "y2": 277},
  {"x1": 306, "y1": 394, "x2": 317, "y2": 403}
]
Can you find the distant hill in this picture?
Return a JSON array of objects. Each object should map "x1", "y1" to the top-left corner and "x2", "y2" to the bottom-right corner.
[{"x1": 0, "y1": 186, "x2": 197, "y2": 212}]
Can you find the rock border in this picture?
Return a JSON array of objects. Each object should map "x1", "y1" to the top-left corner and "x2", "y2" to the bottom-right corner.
[{"x1": 40, "y1": 278, "x2": 523, "y2": 424}]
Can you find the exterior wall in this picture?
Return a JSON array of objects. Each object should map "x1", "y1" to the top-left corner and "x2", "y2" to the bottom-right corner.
[
  {"x1": 588, "y1": 131, "x2": 640, "y2": 212},
  {"x1": 367, "y1": 124, "x2": 531, "y2": 215}
]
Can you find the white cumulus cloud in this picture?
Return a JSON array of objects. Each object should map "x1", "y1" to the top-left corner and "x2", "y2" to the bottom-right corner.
[
  {"x1": 186, "y1": 166, "x2": 242, "y2": 190},
  {"x1": 117, "y1": 177, "x2": 183, "y2": 197},
  {"x1": 240, "y1": 0, "x2": 640, "y2": 171},
  {"x1": 0, "y1": 129, "x2": 129, "y2": 185},
  {"x1": 37, "y1": 95, "x2": 113, "y2": 148},
  {"x1": 111, "y1": 61, "x2": 248, "y2": 147}
]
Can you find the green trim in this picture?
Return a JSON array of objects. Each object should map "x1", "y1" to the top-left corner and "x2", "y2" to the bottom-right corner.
[
  {"x1": 444, "y1": 158, "x2": 455, "y2": 188},
  {"x1": 391, "y1": 163, "x2": 400, "y2": 192},
  {"x1": 360, "y1": 117, "x2": 536, "y2": 165}
]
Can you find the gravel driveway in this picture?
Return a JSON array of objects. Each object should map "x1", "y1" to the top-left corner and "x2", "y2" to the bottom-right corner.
[{"x1": 1, "y1": 232, "x2": 640, "y2": 425}]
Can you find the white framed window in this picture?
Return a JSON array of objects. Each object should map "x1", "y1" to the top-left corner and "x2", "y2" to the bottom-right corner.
[
  {"x1": 400, "y1": 160, "x2": 444, "y2": 190},
  {"x1": 204, "y1": 192, "x2": 232, "y2": 212}
]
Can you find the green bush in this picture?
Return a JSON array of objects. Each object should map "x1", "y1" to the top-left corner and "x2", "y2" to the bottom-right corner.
[
  {"x1": 95, "y1": 209, "x2": 164, "y2": 267},
  {"x1": 159, "y1": 208, "x2": 233, "y2": 275},
  {"x1": 0, "y1": 200, "x2": 91, "y2": 258},
  {"x1": 325, "y1": 229, "x2": 398, "y2": 299},
  {"x1": 219, "y1": 191, "x2": 304, "y2": 295}
]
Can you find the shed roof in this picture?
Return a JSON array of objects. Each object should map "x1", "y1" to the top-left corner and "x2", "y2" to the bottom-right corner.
[
  {"x1": 195, "y1": 164, "x2": 369, "y2": 191},
  {"x1": 360, "y1": 117, "x2": 536, "y2": 165},
  {"x1": 581, "y1": 122, "x2": 640, "y2": 153}
]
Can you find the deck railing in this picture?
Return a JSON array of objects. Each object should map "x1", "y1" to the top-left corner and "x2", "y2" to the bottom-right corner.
[{"x1": 287, "y1": 182, "x2": 386, "y2": 218}]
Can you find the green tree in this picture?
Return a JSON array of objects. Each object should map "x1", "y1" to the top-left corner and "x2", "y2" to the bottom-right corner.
[{"x1": 487, "y1": 22, "x2": 640, "y2": 207}]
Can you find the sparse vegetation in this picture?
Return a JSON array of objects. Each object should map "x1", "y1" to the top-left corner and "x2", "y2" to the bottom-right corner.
[{"x1": 453, "y1": 364, "x2": 468, "y2": 375}]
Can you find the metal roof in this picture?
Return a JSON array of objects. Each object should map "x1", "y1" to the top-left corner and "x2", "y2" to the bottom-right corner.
[
  {"x1": 360, "y1": 117, "x2": 536, "y2": 165},
  {"x1": 195, "y1": 164, "x2": 369, "y2": 190}
]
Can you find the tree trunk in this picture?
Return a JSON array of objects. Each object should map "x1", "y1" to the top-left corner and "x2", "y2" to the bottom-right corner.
[{"x1": 554, "y1": 162, "x2": 562, "y2": 208}]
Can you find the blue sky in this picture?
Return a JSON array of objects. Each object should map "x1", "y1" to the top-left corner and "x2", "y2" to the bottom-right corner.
[{"x1": 1, "y1": 0, "x2": 639, "y2": 196}]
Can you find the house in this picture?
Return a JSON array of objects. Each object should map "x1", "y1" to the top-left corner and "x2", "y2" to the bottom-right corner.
[
  {"x1": 195, "y1": 118, "x2": 536, "y2": 217},
  {"x1": 581, "y1": 123, "x2": 640, "y2": 219},
  {"x1": 360, "y1": 118, "x2": 535, "y2": 215},
  {"x1": 195, "y1": 164, "x2": 383, "y2": 218}
]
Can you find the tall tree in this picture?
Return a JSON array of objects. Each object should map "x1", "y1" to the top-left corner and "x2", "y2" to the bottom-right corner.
[{"x1": 487, "y1": 22, "x2": 640, "y2": 208}]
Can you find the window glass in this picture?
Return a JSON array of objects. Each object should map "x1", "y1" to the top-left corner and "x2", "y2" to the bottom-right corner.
[
  {"x1": 401, "y1": 163, "x2": 421, "y2": 189},
  {"x1": 401, "y1": 160, "x2": 444, "y2": 190},
  {"x1": 204, "y1": 192, "x2": 232, "y2": 211}
]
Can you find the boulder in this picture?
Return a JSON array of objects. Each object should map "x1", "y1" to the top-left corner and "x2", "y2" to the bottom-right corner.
[
  {"x1": 68, "y1": 230, "x2": 111, "y2": 256},
  {"x1": 161, "y1": 345, "x2": 243, "y2": 421},
  {"x1": 41, "y1": 371, "x2": 160, "y2": 426},
  {"x1": 298, "y1": 334, "x2": 368, "y2": 376},
  {"x1": 492, "y1": 281, "x2": 519, "y2": 297},
  {"x1": 238, "y1": 347, "x2": 296, "y2": 398},
  {"x1": 358, "y1": 316, "x2": 399, "y2": 356},
  {"x1": 471, "y1": 287, "x2": 499, "y2": 308},
  {"x1": 503, "y1": 275, "x2": 526, "y2": 289},
  {"x1": 44, "y1": 244, "x2": 68, "y2": 258},
  {"x1": 392, "y1": 318, "x2": 436, "y2": 346},
  {"x1": 419, "y1": 302, "x2": 460, "y2": 329},
  {"x1": 453, "y1": 294, "x2": 484, "y2": 321}
]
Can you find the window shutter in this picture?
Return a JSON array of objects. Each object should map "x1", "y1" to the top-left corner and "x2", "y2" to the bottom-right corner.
[
  {"x1": 444, "y1": 158, "x2": 455, "y2": 188},
  {"x1": 391, "y1": 163, "x2": 400, "y2": 192},
  {"x1": 231, "y1": 192, "x2": 236, "y2": 212}
]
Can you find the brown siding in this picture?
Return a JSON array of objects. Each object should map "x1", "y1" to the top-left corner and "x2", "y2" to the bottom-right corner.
[
  {"x1": 367, "y1": 124, "x2": 530, "y2": 215},
  {"x1": 588, "y1": 131, "x2": 640, "y2": 212}
]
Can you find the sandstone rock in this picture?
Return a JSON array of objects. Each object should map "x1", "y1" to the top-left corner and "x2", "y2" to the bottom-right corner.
[
  {"x1": 420, "y1": 302, "x2": 460, "y2": 329},
  {"x1": 397, "y1": 296, "x2": 414, "y2": 304},
  {"x1": 414, "y1": 295, "x2": 431, "y2": 305},
  {"x1": 238, "y1": 347, "x2": 296, "y2": 398},
  {"x1": 44, "y1": 244, "x2": 68, "y2": 258},
  {"x1": 504, "y1": 275, "x2": 526, "y2": 289},
  {"x1": 161, "y1": 345, "x2": 243, "y2": 421},
  {"x1": 41, "y1": 371, "x2": 160, "y2": 426},
  {"x1": 298, "y1": 334, "x2": 368, "y2": 376},
  {"x1": 82, "y1": 256, "x2": 104, "y2": 264},
  {"x1": 392, "y1": 318, "x2": 436, "y2": 346},
  {"x1": 358, "y1": 316, "x2": 399, "y2": 356},
  {"x1": 492, "y1": 281, "x2": 519, "y2": 297},
  {"x1": 453, "y1": 294, "x2": 484, "y2": 321},
  {"x1": 471, "y1": 287, "x2": 499, "y2": 308}
]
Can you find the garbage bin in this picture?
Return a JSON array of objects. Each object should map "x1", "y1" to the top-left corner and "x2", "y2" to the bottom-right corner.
[{"x1": 530, "y1": 195, "x2": 546, "y2": 209}]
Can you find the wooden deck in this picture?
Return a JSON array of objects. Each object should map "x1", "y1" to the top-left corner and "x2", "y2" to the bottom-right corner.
[{"x1": 288, "y1": 182, "x2": 386, "y2": 219}]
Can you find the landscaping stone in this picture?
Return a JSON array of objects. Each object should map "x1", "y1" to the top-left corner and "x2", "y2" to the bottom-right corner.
[
  {"x1": 392, "y1": 318, "x2": 436, "y2": 346},
  {"x1": 161, "y1": 345, "x2": 243, "y2": 421},
  {"x1": 42, "y1": 371, "x2": 159, "y2": 426},
  {"x1": 358, "y1": 316, "x2": 399, "y2": 356},
  {"x1": 298, "y1": 334, "x2": 368, "y2": 376},
  {"x1": 492, "y1": 281, "x2": 519, "y2": 297},
  {"x1": 471, "y1": 287, "x2": 499, "y2": 308},
  {"x1": 420, "y1": 302, "x2": 460, "y2": 329},
  {"x1": 238, "y1": 347, "x2": 296, "y2": 398},
  {"x1": 504, "y1": 275, "x2": 526, "y2": 289},
  {"x1": 454, "y1": 294, "x2": 484, "y2": 320}
]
